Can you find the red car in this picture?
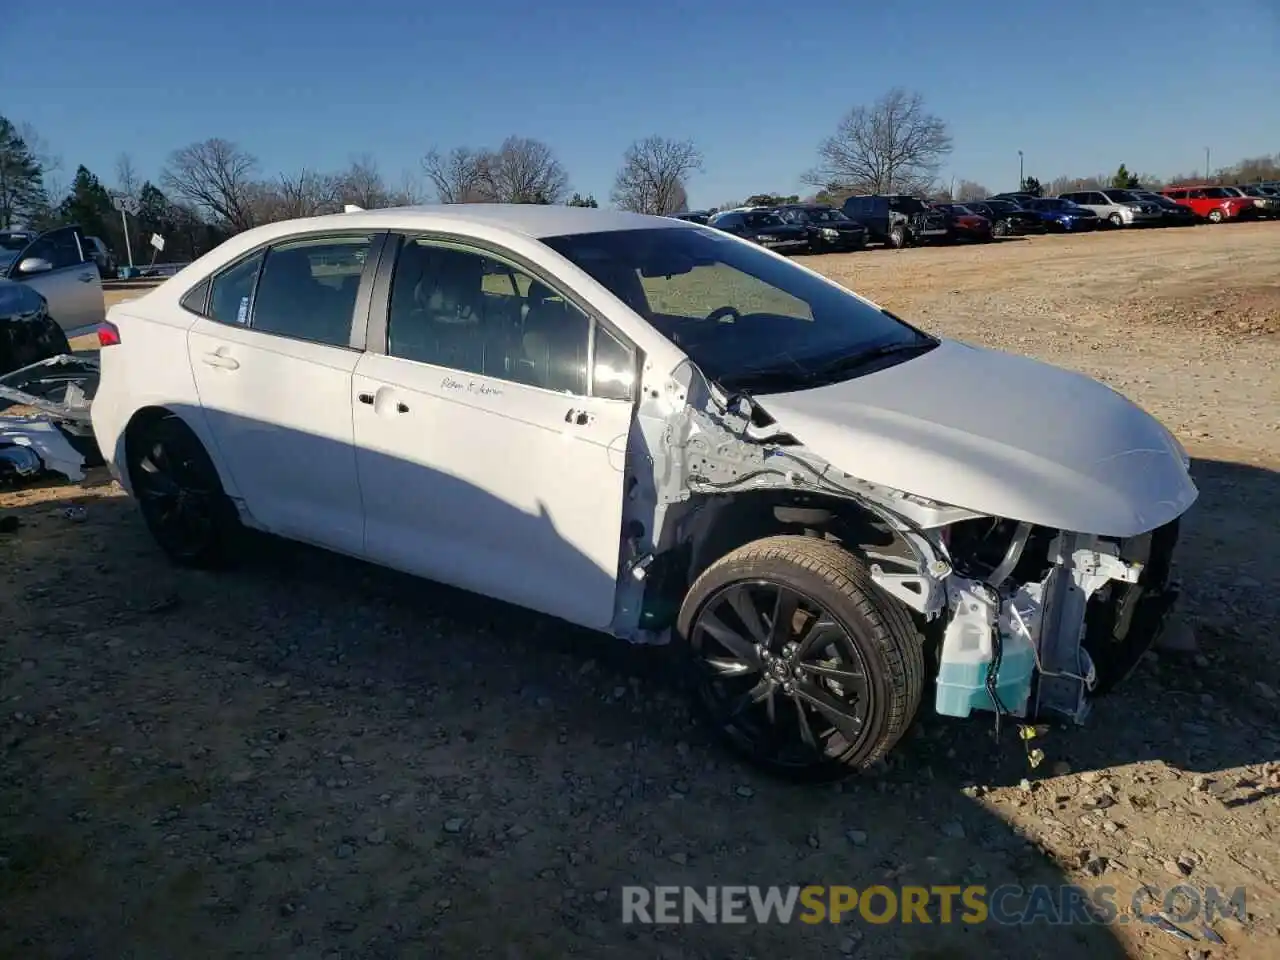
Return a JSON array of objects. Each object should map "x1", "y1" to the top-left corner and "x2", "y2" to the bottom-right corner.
[
  {"x1": 1161, "y1": 184, "x2": 1257, "y2": 223},
  {"x1": 933, "y1": 203, "x2": 994, "y2": 242}
]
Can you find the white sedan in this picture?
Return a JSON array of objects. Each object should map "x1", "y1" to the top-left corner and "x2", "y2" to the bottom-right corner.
[{"x1": 90, "y1": 204, "x2": 1197, "y2": 780}]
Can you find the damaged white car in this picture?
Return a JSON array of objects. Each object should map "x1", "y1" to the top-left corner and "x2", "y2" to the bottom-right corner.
[{"x1": 89, "y1": 206, "x2": 1197, "y2": 780}]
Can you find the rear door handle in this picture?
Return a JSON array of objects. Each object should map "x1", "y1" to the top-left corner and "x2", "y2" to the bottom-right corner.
[
  {"x1": 564, "y1": 408, "x2": 593, "y2": 426},
  {"x1": 201, "y1": 351, "x2": 239, "y2": 370},
  {"x1": 78, "y1": 273, "x2": 95, "y2": 283},
  {"x1": 357, "y1": 392, "x2": 374, "y2": 404}
]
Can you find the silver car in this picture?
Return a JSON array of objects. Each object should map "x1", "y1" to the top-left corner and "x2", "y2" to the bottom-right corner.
[
  {"x1": 1057, "y1": 189, "x2": 1165, "y2": 227},
  {"x1": 0, "y1": 225, "x2": 106, "y2": 336}
]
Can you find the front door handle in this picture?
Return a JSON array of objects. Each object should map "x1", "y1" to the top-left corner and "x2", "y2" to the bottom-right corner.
[
  {"x1": 201, "y1": 351, "x2": 239, "y2": 370},
  {"x1": 78, "y1": 273, "x2": 95, "y2": 283},
  {"x1": 564, "y1": 407, "x2": 593, "y2": 426},
  {"x1": 357, "y1": 392, "x2": 374, "y2": 405}
]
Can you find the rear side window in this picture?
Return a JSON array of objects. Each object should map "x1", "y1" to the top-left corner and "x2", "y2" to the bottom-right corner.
[
  {"x1": 251, "y1": 236, "x2": 373, "y2": 347},
  {"x1": 208, "y1": 251, "x2": 265, "y2": 326}
]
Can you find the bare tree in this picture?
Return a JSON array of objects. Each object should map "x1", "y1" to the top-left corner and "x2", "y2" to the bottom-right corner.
[
  {"x1": 335, "y1": 154, "x2": 392, "y2": 209},
  {"x1": 162, "y1": 138, "x2": 260, "y2": 231},
  {"x1": 611, "y1": 136, "x2": 703, "y2": 214},
  {"x1": 390, "y1": 169, "x2": 427, "y2": 206},
  {"x1": 483, "y1": 136, "x2": 569, "y2": 203},
  {"x1": 421, "y1": 147, "x2": 492, "y2": 203},
  {"x1": 954, "y1": 179, "x2": 989, "y2": 202},
  {"x1": 804, "y1": 88, "x2": 952, "y2": 196},
  {"x1": 261, "y1": 168, "x2": 341, "y2": 221},
  {"x1": 114, "y1": 152, "x2": 141, "y2": 198}
]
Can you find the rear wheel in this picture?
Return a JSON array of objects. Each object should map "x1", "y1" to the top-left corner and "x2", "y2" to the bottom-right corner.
[
  {"x1": 1208, "y1": 208, "x2": 1225, "y2": 223},
  {"x1": 992, "y1": 220, "x2": 1010, "y2": 238},
  {"x1": 888, "y1": 224, "x2": 908, "y2": 249},
  {"x1": 677, "y1": 535, "x2": 925, "y2": 781},
  {"x1": 1108, "y1": 213, "x2": 1124, "y2": 228},
  {"x1": 126, "y1": 414, "x2": 242, "y2": 568}
]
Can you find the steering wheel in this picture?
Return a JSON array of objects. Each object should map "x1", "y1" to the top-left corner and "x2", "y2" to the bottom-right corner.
[{"x1": 705, "y1": 305, "x2": 742, "y2": 324}]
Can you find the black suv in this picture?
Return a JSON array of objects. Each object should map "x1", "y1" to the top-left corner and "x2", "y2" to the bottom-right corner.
[
  {"x1": 772, "y1": 204, "x2": 867, "y2": 252},
  {"x1": 840, "y1": 194, "x2": 949, "y2": 247},
  {"x1": 963, "y1": 199, "x2": 1047, "y2": 237}
]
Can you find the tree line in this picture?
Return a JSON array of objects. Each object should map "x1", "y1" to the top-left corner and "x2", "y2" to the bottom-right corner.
[{"x1": 4, "y1": 96, "x2": 1278, "y2": 262}]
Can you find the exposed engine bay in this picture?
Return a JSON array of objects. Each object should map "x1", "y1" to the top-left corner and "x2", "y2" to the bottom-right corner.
[{"x1": 614, "y1": 362, "x2": 1185, "y2": 727}]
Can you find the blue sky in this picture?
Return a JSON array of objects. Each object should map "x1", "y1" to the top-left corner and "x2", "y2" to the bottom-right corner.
[{"x1": 4, "y1": 0, "x2": 1278, "y2": 208}]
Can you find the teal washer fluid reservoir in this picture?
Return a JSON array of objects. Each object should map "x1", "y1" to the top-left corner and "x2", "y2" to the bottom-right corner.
[{"x1": 935, "y1": 584, "x2": 1037, "y2": 718}]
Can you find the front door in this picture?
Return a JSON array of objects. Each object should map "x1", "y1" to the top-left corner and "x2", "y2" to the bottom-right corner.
[
  {"x1": 185, "y1": 232, "x2": 383, "y2": 555},
  {"x1": 5, "y1": 226, "x2": 103, "y2": 334},
  {"x1": 353, "y1": 235, "x2": 636, "y2": 630}
]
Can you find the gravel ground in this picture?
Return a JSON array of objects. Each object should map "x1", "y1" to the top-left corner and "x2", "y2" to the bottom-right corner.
[{"x1": 3, "y1": 222, "x2": 1279, "y2": 960}]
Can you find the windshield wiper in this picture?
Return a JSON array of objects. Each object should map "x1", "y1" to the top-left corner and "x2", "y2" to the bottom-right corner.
[{"x1": 813, "y1": 339, "x2": 937, "y2": 378}]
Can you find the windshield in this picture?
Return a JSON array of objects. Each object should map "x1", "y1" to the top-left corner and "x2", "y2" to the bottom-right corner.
[
  {"x1": 804, "y1": 208, "x2": 850, "y2": 223},
  {"x1": 984, "y1": 201, "x2": 1016, "y2": 213},
  {"x1": 541, "y1": 226, "x2": 934, "y2": 392},
  {"x1": 948, "y1": 205, "x2": 975, "y2": 215},
  {"x1": 742, "y1": 212, "x2": 785, "y2": 229}
]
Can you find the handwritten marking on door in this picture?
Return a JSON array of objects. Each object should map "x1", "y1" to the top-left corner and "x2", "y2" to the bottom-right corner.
[{"x1": 441, "y1": 376, "x2": 504, "y2": 398}]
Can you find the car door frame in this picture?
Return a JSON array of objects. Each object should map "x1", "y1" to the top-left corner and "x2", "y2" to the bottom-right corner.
[
  {"x1": 352, "y1": 228, "x2": 645, "y2": 630},
  {"x1": 3, "y1": 224, "x2": 104, "y2": 335},
  {"x1": 179, "y1": 228, "x2": 394, "y2": 554}
]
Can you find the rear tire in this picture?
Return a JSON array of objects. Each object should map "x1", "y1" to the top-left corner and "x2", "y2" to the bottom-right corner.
[
  {"x1": 888, "y1": 224, "x2": 908, "y2": 249},
  {"x1": 1208, "y1": 208, "x2": 1225, "y2": 223},
  {"x1": 1108, "y1": 213, "x2": 1124, "y2": 228},
  {"x1": 126, "y1": 413, "x2": 242, "y2": 569},
  {"x1": 992, "y1": 220, "x2": 1010, "y2": 238},
  {"x1": 677, "y1": 535, "x2": 925, "y2": 782}
]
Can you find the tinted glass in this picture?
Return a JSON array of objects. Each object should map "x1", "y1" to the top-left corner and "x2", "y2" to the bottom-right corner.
[
  {"x1": 743, "y1": 212, "x2": 785, "y2": 229},
  {"x1": 386, "y1": 239, "x2": 592, "y2": 396},
  {"x1": 541, "y1": 227, "x2": 932, "y2": 393},
  {"x1": 252, "y1": 236, "x2": 371, "y2": 347},
  {"x1": 209, "y1": 250, "x2": 265, "y2": 326},
  {"x1": 1103, "y1": 190, "x2": 1138, "y2": 202},
  {"x1": 25, "y1": 230, "x2": 84, "y2": 270}
]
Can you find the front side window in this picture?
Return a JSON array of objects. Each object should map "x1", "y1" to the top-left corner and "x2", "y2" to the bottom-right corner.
[
  {"x1": 251, "y1": 235, "x2": 372, "y2": 347},
  {"x1": 385, "y1": 238, "x2": 599, "y2": 396},
  {"x1": 24, "y1": 229, "x2": 84, "y2": 270},
  {"x1": 541, "y1": 227, "x2": 935, "y2": 395}
]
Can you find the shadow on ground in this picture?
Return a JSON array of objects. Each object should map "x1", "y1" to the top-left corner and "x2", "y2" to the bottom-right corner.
[{"x1": 1, "y1": 455, "x2": 1275, "y2": 959}]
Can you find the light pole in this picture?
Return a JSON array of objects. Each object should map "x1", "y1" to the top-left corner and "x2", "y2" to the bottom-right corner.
[
  {"x1": 1018, "y1": 150, "x2": 1024, "y2": 190},
  {"x1": 1204, "y1": 146, "x2": 1210, "y2": 181}
]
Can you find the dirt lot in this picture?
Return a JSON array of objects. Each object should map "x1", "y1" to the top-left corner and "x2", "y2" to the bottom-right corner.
[{"x1": 3, "y1": 223, "x2": 1279, "y2": 960}]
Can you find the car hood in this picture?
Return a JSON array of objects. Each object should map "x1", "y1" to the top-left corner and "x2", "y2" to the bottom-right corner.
[{"x1": 753, "y1": 338, "x2": 1197, "y2": 537}]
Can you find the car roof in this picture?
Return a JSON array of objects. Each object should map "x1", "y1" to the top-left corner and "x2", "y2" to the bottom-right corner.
[{"x1": 232, "y1": 204, "x2": 696, "y2": 244}]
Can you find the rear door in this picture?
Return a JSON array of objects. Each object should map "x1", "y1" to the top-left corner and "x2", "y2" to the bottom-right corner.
[
  {"x1": 184, "y1": 231, "x2": 386, "y2": 555},
  {"x1": 351, "y1": 234, "x2": 636, "y2": 630},
  {"x1": 4, "y1": 226, "x2": 103, "y2": 334}
]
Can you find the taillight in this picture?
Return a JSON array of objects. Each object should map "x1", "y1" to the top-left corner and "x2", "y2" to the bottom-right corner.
[{"x1": 97, "y1": 321, "x2": 121, "y2": 347}]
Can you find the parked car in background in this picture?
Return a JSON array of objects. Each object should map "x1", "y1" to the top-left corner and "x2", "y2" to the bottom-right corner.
[
  {"x1": 963, "y1": 200, "x2": 1047, "y2": 237},
  {"x1": 1022, "y1": 197, "x2": 1101, "y2": 232},
  {"x1": 987, "y1": 192, "x2": 1039, "y2": 205},
  {"x1": 89, "y1": 204, "x2": 1197, "y2": 780},
  {"x1": 669, "y1": 211, "x2": 712, "y2": 225},
  {"x1": 930, "y1": 203, "x2": 993, "y2": 242},
  {"x1": 82, "y1": 236, "x2": 118, "y2": 279},
  {"x1": 1057, "y1": 189, "x2": 1164, "y2": 228},
  {"x1": 772, "y1": 204, "x2": 868, "y2": 252},
  {"x1": 0, "y1": 225, "x2": 105, "y2": 335},
  {"x1": 1223, "y1": 186, "x2": 1279, "y2": 218},
  {"x1": 0, "y1": 281, "x2": 72, "y2": 377},
  {"x1": 841, "y1": 194, "x2": 949, "y2": 248},
  {"x1": 707, "y1": 209, "x2": 810, "y2": 254},
  {"x1": 1161, "y1": 185, "x2": 1257, "y2": 223},
  {"x1": 1129, "y1": 191, "x2": 1200, "y2": 227}
]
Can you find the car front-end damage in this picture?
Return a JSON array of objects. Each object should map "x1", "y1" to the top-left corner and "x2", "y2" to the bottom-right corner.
[{"x1": 613, "y1": 345, "x2": 1196, "y2": 732}]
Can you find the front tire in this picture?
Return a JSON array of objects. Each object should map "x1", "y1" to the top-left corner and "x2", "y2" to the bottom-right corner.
[
  {"x1": 888, "y1": 224, "x2": 908, "y2": 249},
  {"x1": 1108, "y1": 213, "x2": 1124, "y2": 228},
  {"x1": 677, "y1": 536, "x2": 925, "y2": 782},
  {"x1": 126, "y1": 414, "x2": 242, "y2": 569},
  {"x1": 1208, "y1": 208, "x2": 1225, "y2": 223}
]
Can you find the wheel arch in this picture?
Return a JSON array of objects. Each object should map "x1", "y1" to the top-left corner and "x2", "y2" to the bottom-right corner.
[{"x1": 120, "y1": 404, "x2": 240, "y2": 502}]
